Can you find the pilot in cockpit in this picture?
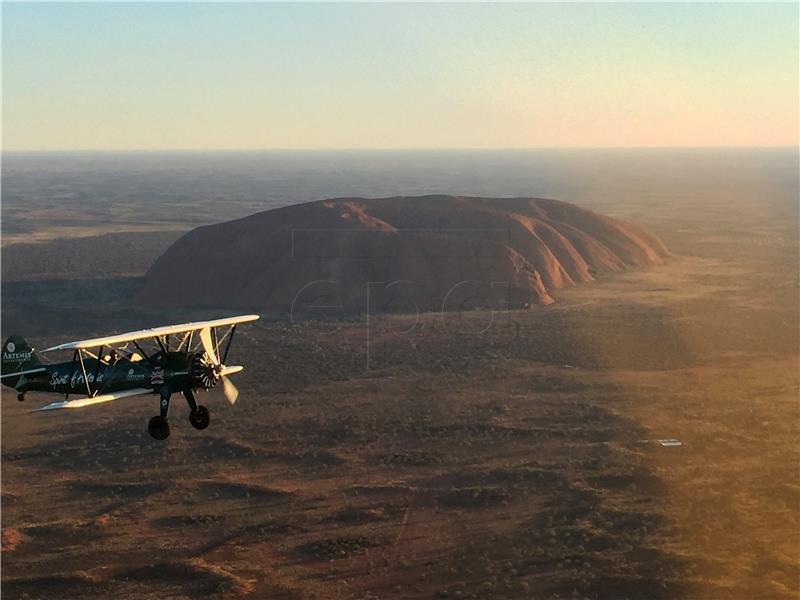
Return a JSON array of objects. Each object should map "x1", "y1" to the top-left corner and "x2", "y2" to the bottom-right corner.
[{"x1": 102, "y1": 348, "x2": 143, "y2": 364}]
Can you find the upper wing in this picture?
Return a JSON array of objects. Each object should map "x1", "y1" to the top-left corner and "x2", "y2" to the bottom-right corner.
[
  {"x1": 34, "y1": 387, "x2": 153, "y2": 411},
  {"x1": 42, "y1": 314, "x2": 260, "y2": 352}
]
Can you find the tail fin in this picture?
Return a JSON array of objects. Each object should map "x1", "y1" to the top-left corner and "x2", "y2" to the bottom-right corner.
[{"x1": 1, "y1": 336, "x2": 44, "y2": 388}]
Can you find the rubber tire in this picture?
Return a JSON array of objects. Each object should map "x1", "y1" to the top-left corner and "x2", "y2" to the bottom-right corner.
[
  {"x1": 189, "y1": 405, "x2": 210, "y2": 430},
  {"x1": 148, "y1": 415, "x2": 170, "y2": 440}
]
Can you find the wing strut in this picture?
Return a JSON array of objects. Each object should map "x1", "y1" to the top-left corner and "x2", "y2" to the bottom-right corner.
[
  {"x1": 222, "y1": 324, "x2": 237, "y2": 363},
  {"x1": 133, "y1": 340, "x2": 156, "y2": 367},
  {"x1": 92, "y1": 345, "x2": 104, "y2": 395},
  {"x1": 65, "y1": 349, "x2": 78, "y2": 400},
  {"x1": 77, "y1": 349, "x2": 92, "y2": 398}
]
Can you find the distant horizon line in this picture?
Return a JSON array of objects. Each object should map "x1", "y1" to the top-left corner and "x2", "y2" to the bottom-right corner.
[{"x1": 3, "y1": 145, "x2": 798, "y2": 154}]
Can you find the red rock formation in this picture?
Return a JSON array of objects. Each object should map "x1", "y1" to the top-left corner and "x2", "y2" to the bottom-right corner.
[{"x1": 140, "y1": 196, "x2": 668, "y2": 315}]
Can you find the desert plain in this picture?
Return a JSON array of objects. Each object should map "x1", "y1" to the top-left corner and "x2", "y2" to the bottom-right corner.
[{"x1": 1, "y1": 150, "x2": 798, "y2": 600}]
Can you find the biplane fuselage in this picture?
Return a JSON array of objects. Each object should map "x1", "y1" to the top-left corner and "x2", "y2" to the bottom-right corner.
[
  {"x1": 1, "y1": 315, "x2": 259, "y2": 439},
  {"x1": 10, "y1": 351, "x2": 194, "y2": 397}
]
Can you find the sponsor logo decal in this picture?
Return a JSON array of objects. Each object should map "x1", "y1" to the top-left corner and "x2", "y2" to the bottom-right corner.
[
  {"x1": 126, "y1": 368, "x2": 146, "y2": 382},
  {"x1": 150, "y1": 367, "x2": 164, "y2": 385},
  {"x1": 6, "y1": 342, "x2": 16, "y2": 352}
]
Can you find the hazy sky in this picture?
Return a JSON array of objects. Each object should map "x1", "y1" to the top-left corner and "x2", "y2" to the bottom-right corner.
[{"x1": 3, "y1": 2, "x2": 798, "y2": 151}]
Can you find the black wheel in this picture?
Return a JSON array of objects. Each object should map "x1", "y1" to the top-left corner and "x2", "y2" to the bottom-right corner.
[
  {"x1": 189, "y1": 405, "x2": 210, "y2": 430},
  {"x1": 17, "y1": 393, "x2": 25, "y2": 402},
  {"x1": 148, "y1": 415, "x2": 170, "y2": 440}
]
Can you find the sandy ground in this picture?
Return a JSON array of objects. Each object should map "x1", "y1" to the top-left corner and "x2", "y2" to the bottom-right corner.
[{"x1": 1, "y1": 190, "x2": 798, "y2": 599}]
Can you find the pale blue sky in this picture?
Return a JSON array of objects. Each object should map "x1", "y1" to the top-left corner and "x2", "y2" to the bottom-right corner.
[{"x1": 3, "y1": 2, "x2": 798, "y2": 150}]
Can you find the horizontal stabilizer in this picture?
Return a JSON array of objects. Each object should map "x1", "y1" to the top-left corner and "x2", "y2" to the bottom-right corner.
[
  {"x1": 1, "y1": 367, "x2": 47, "y2": 379},
  {"x1": 35, "y1": 387, "x2": 153, "y2": 411}
]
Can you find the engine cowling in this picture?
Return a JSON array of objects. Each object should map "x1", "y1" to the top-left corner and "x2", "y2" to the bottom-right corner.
[{"x1": 190, "y1": 352, "x2": 219, "y2": 390}]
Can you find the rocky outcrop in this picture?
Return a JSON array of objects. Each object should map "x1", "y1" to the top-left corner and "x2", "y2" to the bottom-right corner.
[{"x1": 140, "y1": 196, "x2": 668, "y2": 316}]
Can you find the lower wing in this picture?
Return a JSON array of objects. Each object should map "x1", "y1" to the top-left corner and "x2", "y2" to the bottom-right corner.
[{"x1": 35, "y1": 387, "x2": 153, "y2": 411}]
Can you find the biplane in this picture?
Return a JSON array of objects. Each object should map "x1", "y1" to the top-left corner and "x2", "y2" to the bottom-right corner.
[{"x1": 0, "y1": 315, "x2": 259, "y2": 440}]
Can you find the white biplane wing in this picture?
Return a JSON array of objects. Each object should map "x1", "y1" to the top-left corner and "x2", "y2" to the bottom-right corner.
[
  {"x1": 36, "y1": 387, "x2": 153, "y2": 411},
  {"x1": 42, "y1": 314, "x2": 259, "y2": 352}
]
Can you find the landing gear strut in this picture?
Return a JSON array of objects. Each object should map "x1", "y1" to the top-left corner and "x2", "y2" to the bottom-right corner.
[
  {"x1": 184, "y1": 389, "x2": 210, "y2": 430},
  {"x1": 148, "y1": 388, "x2": 171, "y2": 440}
]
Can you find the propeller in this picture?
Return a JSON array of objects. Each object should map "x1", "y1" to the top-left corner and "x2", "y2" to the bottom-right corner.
[
  {"x1": 220, "y1": 375, "x2": 239, "y2": 405},
  {"x1": 198, "y1": 327, "x2": 239, "y2": 405}
]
